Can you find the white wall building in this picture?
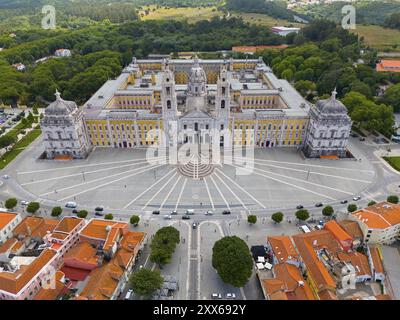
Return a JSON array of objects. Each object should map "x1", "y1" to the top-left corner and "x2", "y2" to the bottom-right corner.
[
  {"x1": 0, "y1": 212, "x2": 21, "y2": 243},
  {"x1": 351, "y1": 202, "x2": 400, "y2": 244},
  {"x1": 40, "y1": 90, "x2": 91, "y2": 159}
]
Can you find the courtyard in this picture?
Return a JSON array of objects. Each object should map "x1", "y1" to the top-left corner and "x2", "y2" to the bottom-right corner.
[{"x1": 5, "y1": 138, "x2": 376, "y2": 215}]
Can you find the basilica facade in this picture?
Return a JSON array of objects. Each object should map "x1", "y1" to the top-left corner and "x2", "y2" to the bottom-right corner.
[{"x1": 40, "y1": 56, "x2": 352, "y2": 159}]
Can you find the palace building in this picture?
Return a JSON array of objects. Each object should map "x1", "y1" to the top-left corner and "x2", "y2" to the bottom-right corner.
[{"x1": 40, "y1": 56, "x2": 351, "y2": 159}]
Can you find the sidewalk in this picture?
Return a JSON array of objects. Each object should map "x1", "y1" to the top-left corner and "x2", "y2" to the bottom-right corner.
[{"x1": 380, "y1": 245, "x2": 400, "y2": 299}]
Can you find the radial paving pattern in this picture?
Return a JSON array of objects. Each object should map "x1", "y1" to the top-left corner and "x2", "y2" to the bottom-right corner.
[{"x1": 14, "y1": 146, "x2": 376, "y2": 213}]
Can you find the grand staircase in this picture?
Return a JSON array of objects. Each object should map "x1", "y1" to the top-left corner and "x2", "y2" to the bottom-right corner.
[{"x1": 178, "y1": 150, "x2": 214, "y2": 179}]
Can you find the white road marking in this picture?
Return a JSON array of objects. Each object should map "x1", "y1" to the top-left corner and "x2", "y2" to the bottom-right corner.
[
  {"x1": 123, "y1": 169, "x2": 176, "y2": 209},
  {"x1": 243, "y1": 159, "x2": 373, "y2": 184},
  {"x1": 215, "y1": 168, "x2": 266, "y2": 209},
  {"x1": 21, "y1": 159, "x2": 156, "y2": 186},
  {"x1": 40, "y1": 162, "x2": 158, "y2": 197},
  {"x1": 142, "y1": 171, "x2": 178, "y2": 211},
  {"x1": 213, "y1": 172, "x2": 248, "y2": 211},
  {"x1": 175, "y1": 178, "x2": 187, "y2": 211},
  {"x1": 159, "y1": 175, "x2": 182, "y2": 210},
  {"x1": 18, "y1": 156, "x2": 166, "y2": 175},
  {"x1": 226, "y1": 156, "x2": 375, "y2": 173},
  {"x1": 250, "y1": 165, "x2": 354, "y2": 196},
  {"x1": 228, "y1": 163, "x2": 337, "y2": 201},
  {"x1": 209, "y1": 174, "x2": 231, "y2": 210},
  {"x1": 203, "y1": 178, "x2": 215, "y2": 211},
  {"x1": 57, "y1": 164, "x2": 164, "y2": 201}
]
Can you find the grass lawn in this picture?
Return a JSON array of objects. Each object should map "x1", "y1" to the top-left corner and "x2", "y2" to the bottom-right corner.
[
  {"x1": 140, "y1": 5, "x2": 221, "y2": 23},
  {"x1": 230, "y1": 12, "x2": 304, "y2": 28},
  {"x1": 383, "y1": 156, "x2": 400, "y2": 172},
  {"x1": 139, "y1": 6, "x2": 303, "y2": 28},
  {"x1": 350, "y1": 25, "x2": 400, "y2": 51},
  {"x1": 0, "y1": 128, "x2": 41, "y2": 170}
]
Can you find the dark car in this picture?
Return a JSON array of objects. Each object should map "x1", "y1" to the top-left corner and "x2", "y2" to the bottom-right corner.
[
  {"x1": 222, "y1": 210, "x2": 231, "y2": 215},
  {"x1": 296, "y1": 205, "x2": 304, "y2": 210},
  {"x1": 72, "y1": 209, "x2": 79, "y2": 214},
  {"x1": 182, "y1": 215, "x2": 190, "y2": 220},
  {"x1": 95, "y1": 212, "x2": 104, "y2": 217},
  {"x1": 359, "y1": 137, "x2": 366, "y2": 141},
  {"x1": 340, "y1": 200, "x2": 348, "y2": 204},
  {"x1": 315, "y1": 202, "x2": 323, "y2": 207},
  {"x1": 350, "y1": 133, "x2": 359, "y2": 138},
  {"x1": 95, "y1": 206, "x2": 104, "y2": 212},
  {"x1": 152, "y1": 210, "x2": 160, "y2": 215}
]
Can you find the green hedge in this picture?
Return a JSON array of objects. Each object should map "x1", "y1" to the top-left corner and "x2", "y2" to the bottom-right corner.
[{"x1": 383, "y1": 156, "x2": 400, "y2": 172}]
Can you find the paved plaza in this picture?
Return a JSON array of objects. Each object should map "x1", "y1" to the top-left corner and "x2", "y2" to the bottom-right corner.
[{"x1": 5, "y1": 138, "x2": 376, "y2": 215}]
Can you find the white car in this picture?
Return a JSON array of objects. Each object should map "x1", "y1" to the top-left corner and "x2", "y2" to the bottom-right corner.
[
  {"x1": 21, "y1": 201, "x2": 29, "y2": 206},
  {"x1": 2, "y1": 175, "x2": 9, "y2": 180},
  {"x1": 163, "y1": 215, "x2": 172, "y2": 220},
  {"x1": 204, "y1": 210, "x2": 213, "y2": 216},
  {"x1": 353, "y1": 196, "x2": 361, "y2": 201},
  {"x1": 226, "y1": 293, "x2": 236, "y2": 299},
  {"x1": 211, "y1": 293, "x2": 222, "y2": 299},
  {"x1": 125, "y1": 289, "x2": 133, "y2": 300}
]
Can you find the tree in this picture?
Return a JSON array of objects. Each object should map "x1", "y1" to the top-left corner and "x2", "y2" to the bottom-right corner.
[
  {"x1": 150, "y1": 226, "x2": 180, "y2": 267},
  {"x1": 347, "y1": 203, "x2": 357, "y2": 213},
  {"x1": 387, "y1": 195, "x2": 399, "y2": 204},
  {"x1": 130, "y1": 215, "x2": 140, "y2": 226},
  {"x1": 104, "y1": 213, "x2": 114, "y2": 220},
  {"x1": 322, "y1": 205, "x2": 334, "y2": 217},
  {"x1": 247, "y1": 215, "x2": 257, "y2": 225},
  {"x1": 367, "y1": 200, "x2": 376, "y2": 206},
  {"x1": 77, "y1": 210, "x2": 88, "y2": 218},
  {"x1": 26, "y1": 202, "x2": 40, "y2": 214},
  {"x1": 212, "y1": 236, "x2": 253, "y2": 288},
  {"x1": 51, "y1": 206, "x2": 62, "y2": 217},
  {"x1": 5, "y1": 198, "x2": 17, "y2": 210},
  {"x1": 271, "y1": 211, "x2": 284, "y2": 223},
  {"x1": 0, "y1": 135, "x2": 16, "y2": 149},
  {"x1": 129, "y1": 268, "x2": 163, "y2": 298},
  {"x1": 295, "y1": 209, "x2": 310, "y2": 221}
]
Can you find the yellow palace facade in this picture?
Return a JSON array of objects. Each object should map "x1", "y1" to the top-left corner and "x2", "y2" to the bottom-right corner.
[{"x1": 80, "y1": 56, "x2": 310, "y2": 150}]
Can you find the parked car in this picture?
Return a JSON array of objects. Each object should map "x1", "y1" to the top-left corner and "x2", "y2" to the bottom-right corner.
[
  {"x1": 20, "y1": 200, "x2": 29, "y2": 206},
  {"x1": 125, "y1": 289, "x2": 133, "y2": 300},
  {"x1": 350, "y1": 133, "x2": 359, "y2": 138},
  {"x1": 315, "y1": 202, "x2": 323, "y2": 207},
  {"x1": 170, "y1": 210, "x2": 178, "y2": 215},
  {"x1": 65, "y1": 201, "x2": 77, "y2": 209},
  {"x1": 72, "y1": 209, "x2": 79, "y2": 214},
  {"x1": 95, "y1": 212, "x2": 104, "y2": 217},
  {"x1": 296, "y1": 205, "x2": 304, "y2": 210},
  {"x1": 211, "y1": 293, "x2": 222, "y2": 299},
  {"x1": 204, "y1": 210, "x2": 213, "y2": 216},
  {"x1": 226, "y1": 293, "x2": 236, "y2": 299},
  {"x1": 353, "y1": 196, "x2": 361, "y2": 201},
  {"x1": 2, "y1": 175, "x2": 9, "y2": 180},
  {"x1": 340, "y1": 200, "x2": 348, "y2": 204},
  {"x1": 182, "y1": 215, "x2": 190, "y2": 220},
  {"x1": 95, "y1": 206, "x2": 104, "y2": 212},
  {"x1": 163, "y1": 215, "x2": 172, "y2": 220},
  {"x1": 152, "y1": 210, "x2": 160, "y2": 215},
  {"x1": 186, "y1": 209, "x2": 194, "y2": 215},
  {"x1": 222, "y1": 210, "x2": 231, "y2": 215},
  {"x1": 359, "y1": 137, "x2": 366, "y2": 141}
]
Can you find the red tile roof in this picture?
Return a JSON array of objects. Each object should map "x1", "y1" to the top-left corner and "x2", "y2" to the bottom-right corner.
[
  {"x1": 353, "y1": 202, "x2": 400, "y2": 229},
  {"x1": 0, "y1": 212, "x2": 18, "y2": 230},
  {"x1": 0, "y1": 249, "x2": 57, "y2": 294}
]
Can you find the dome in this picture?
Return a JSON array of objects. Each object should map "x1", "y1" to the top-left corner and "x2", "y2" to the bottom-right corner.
[
  {"x1": 45, "y1": 90, "x2": 77, "y2": 116},
  {"x1": 316, "y1": 89, "x2": 347, "y2": 114},
  {"x1": 189, "y1": 56, "x2": 207, "y2": 84}
]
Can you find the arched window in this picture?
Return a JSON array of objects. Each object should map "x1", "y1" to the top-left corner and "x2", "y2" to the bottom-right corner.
[
  {"x1": 221, "y1": 100, "x2": 225, "y2": 109},
  {"x1": 167, "y1": 100, "x2": 171, "y2": 109}
]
